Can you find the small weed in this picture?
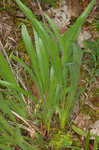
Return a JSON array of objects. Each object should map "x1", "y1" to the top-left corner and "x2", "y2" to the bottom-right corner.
[{"x1": 83, "y1": 38, "x2": 99, "y2": 79}]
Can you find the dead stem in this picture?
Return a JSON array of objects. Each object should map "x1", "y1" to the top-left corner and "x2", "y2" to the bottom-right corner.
[{"x1": 11, "y1": 110, "x2": 44, "y2": 135}]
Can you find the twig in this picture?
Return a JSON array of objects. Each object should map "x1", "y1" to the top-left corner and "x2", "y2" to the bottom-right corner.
[
  {"x1": 36, "y1": 0, "x2": 45, "y2": 23},
  {"x1": 8, "y1": 121, "x2": 35, "y2": 134},
  {"x1": 11, "y1": 110, "x2": 31, "y2": 127},
  {"x1": 11, "y1": 110, "x2": 43, "y2": 135}
]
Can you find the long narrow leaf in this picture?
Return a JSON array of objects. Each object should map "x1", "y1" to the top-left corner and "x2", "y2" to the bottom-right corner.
[
  {"x1": 93, "y1": 136, "x2": 99, "y2": 150},
  {"x1": 62, "y1": 0, "x2": 96, "y2": 63},
  {"x1": 0, "y1": 52, "x2": 17, "y2": 85},
  {"x1": 11, "y1": 55, "x2": 43, "y2": 100},
  {"x1": 33, "y1": 29, "x2": 49, "y2": 93},
  {"x1": 0, "y1": 80, "x2": 39, "y2": 104},
  {"x1": 84, "y1": 131, "x2": 90, "y2": 150}
]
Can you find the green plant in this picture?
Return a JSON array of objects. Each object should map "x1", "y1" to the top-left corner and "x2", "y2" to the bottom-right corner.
[
  {"x1": 72, "y1": 126, "x2": 99, "y2": 150},
  {"x1": 0, "y1": 0, "x2": 96, "y2": 149},
  {"x1": 41, "y1": 0, "x2": 55, "y2": 6},
  {"x1": 0, "y1": 92, "x2": 39, "y2": 150},
  {"x1": 13, "y1": 0, "x2": 96, "y2": 130},
  {"x1": 93, "y1": 136, "x2": 99, "y2": 149},
  {"x1": 84, "y1": 131, "x2": 99, "y2": 150},
  {"x1": 94, "y1": 17, "x2": 99, "y2": 32},
  {"x1": 83, "y1": 38, "x2": 99, "y2": 78}
]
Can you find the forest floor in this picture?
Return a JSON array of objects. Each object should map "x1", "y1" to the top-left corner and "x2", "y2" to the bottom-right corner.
[{"x1": 0, "y1": 0, "x2": 99, "y2": 149}]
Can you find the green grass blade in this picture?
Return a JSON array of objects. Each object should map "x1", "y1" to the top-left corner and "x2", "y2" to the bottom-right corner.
[
  {"x1": 15, "y1": 0, "x2": 63, "y2": 86},
  {"x1": 60, "y1": 42, "x2": 83, "y2": 128},
  {"x1": 0, "y1": 118, "x2": 36, "y2": 150},
  {"x1": 48, "y1": 67, "x2": 56, "y2": 105},
  {"x1": 84, "y1": 131, "x2": 90, "y2": 150},
  {"x1": 72, "y1": 42, "x2": 82, "y2": 65},
  {"x1": 0, "y1": 92, "x2": 37, "y2": 149},
  {"x1": 21, "y1": 22, "x2": 51, "y2": 99},
  {"x1": 44, "y1": 13, "x2": 63, "y2": 47},
  {"x1": 33, "y1": 29, "x2": 49, "y2": 93},
  {"x1": 0, "y1": 145, "x2": 13, "y2": 150},
  {"x1": 21, "y1": 24, "x2": 43, "y2": 91},
  {"x1": 0, "y1": 93, "x2": 16, "y2": 122},
  {"x1": 11, "y1": 55, "x2": 36, "y2": 81},
  {"x1": 0, "y1": 52, "x2": 17, "y2": 85},
  {"x1": 93, "y1": 136, "x2": 99, "y2": 150},
  {"x1": 62, "y1": 0, "x2": 96, "y2": 63},
  {"x1": 70, "y1": 43, "x2": 82, "y2": 89},
  {"x1": 14, "y1": 0, "x2": 35, "y2": 20},
  {"x1": 14, "y1": 0, "x2": 50, "y2": 49},
  {"x1": 0, "y1": 80, "x2": 39, "y2": 103},
  {"x1": 72, "y1": 125, "x2": 87, "y2": 137},
  {"x1": 0, "y1": 115, "x2": 14, "y2": 136},
  {"x1": 21, "y1": 24, "x2": 38, "y2": 71},
  {"x1": 42, "y1": 22, "x2": 63, "y2": 85},
  {"x1": 11, "y1": 55, "x2": 43, "y2": 100}
]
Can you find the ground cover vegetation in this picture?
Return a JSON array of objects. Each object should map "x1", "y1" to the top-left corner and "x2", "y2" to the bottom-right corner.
[{"x1": 0, "y1": 0, "x2": 99, "y2": 149}]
